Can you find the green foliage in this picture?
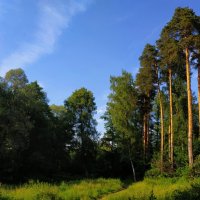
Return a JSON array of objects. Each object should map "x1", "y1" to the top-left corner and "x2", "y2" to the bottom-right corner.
[
  {"x1": 169, "y1": 7, "x2": 199, "y2": 40},
  {"x1": 50, "y1": 105, "x2": 66, "y2": 118},
  {"x1": 5, "y1": 68, "x2": 28, "y2": 89},
  {"x1": 108, "y1": 71, "x2": 138, "y2": 138},
  {"x1": 64, "y1": 87, "x2": 97, "y2": 140},
  {"x1": 0, "y1": 70, "x2": 70, "y2": 182},
  {"x1": 64, "y1": 87, "x2": 98, "y2": 177},
  {"x1": 174, "y1": 167, "x2": 191, "y2": 178},
  {"x1": 106, "y1": 70, "x2": 143, "y2": 180},
  {"x1": 107, "y1": 71, "x2": 139, "y2": 146},
  {"x1": 191, "y1": 155, "x2": 200, "y2": 177},
  {"x1": 136, "y1": 44, "x2": 157, "y2": 96},
  {"x1": 145, "y1": 168, "x2": 161, "y2": 178}
]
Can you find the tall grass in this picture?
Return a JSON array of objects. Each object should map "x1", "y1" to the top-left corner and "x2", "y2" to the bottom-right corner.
[
  {"x1": 1, "y1": 177, "x2": 200, "y2": 199},
  {"x1": 102, "y1": 177, "x2": 200, "y2": 200},
  {"x1": 0, "y1": 178, "x2": 123, "y2": 200}
]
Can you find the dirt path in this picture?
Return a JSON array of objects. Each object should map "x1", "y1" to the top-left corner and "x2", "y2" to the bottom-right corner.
[{"x1": 98, "y1": 187, "x2": 127, "y2": 200}]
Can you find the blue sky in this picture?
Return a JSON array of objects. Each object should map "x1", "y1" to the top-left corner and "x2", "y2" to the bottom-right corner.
[{"x1": 0, "y1": 0, "x2": 199, "y2": 133}]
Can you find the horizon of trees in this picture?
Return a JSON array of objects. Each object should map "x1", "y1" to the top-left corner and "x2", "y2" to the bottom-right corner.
[{"x1": 0, "y1": 6, "x2": 200, "y2": 183}]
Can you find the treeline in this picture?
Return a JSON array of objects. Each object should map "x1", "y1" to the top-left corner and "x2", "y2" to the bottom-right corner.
[
  {"x1": 0, "y1": 7, "x2": 200, "y2": 183},
  {"x1": 103, "y1": 7, "x2": 200, "y2": 177},
  {"x1": 0, "y1": 68, "x2": 135, "y2": 183},
  {"x1": 0, "y1": 68, "x2": 99, "y2": 183}
]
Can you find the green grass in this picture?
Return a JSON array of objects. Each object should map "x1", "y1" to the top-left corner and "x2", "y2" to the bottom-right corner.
[
  {"x1": 102, "y1": 177, "x2": 200, "y2": 200},
  {"x1": 1, "y1": 177, "x2": 200, "y2": 200},
  {"x1": 0, "y1": 178, "x2": 123, "y2": 200}
]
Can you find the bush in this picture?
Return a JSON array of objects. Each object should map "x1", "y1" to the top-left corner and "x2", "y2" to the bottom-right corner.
[
  {"x1": 145, "y1": 153, "x2": 175, "y2": 178},
  {"x1": 171, "y1": 183, "x2": 200, "y2": 200},
  {"x1": 145, "y1": 168, "x2": 161, "y2": 178},
  {"x1": 191, "y1": 155, "x2": 200, "y2": 177},
  {"x1": 174, "y1": 167, "x2": 191, "y2": 178}
]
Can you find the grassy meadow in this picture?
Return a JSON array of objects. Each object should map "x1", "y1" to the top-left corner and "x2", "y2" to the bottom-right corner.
[
  {"x1": 0, "y1": 178, "x2": 123, "y2": 200},
  {"x1": 1, "y1": 177, "x2": 200, "y2": 200},
  {"x1": 102, "y1": 177, "x2": 200, "y2": 200}
]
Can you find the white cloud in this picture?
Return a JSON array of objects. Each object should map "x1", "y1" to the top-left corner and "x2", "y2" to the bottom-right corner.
[{"x1": 0, "y1": 0, "x2": 92, "y2": 76}]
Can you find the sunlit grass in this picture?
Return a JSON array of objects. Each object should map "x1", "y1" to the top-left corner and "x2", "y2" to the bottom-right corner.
[
  {"x1": 1, "y1": 177, "x2": 200, "y2": 199},
  {"x1": 0, "y1": 178, "x2": 123, "y2": 200},
  {"x1": 102, "y1": 177, "x2": 200, "y2": 200}
]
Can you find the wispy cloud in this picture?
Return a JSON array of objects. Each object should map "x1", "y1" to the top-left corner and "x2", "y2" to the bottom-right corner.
[
  {"x1": 144, "y1": 25, "x2": 162, "y2": 42},
  {"x1": 0, "y1": 0, "x2": 92, "y2": 76},
  {"x1": 115, "y1": 13, "x2": 132, "y2": 23}
]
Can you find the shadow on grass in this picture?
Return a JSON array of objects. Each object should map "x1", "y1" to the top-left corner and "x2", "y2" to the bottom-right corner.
[{"x1": 169, "y1": 183, "x2": 200, "y2": 200}]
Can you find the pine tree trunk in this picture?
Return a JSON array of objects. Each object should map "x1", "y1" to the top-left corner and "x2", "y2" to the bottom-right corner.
[
  {"x1": 146, "y1": 111, "x2": 149, "y2": 157},
  {"x1": 186, "y1": 48, "x2": 193, "y2": 167},
  {"x1": 156, "y1": 64, "x2": 164, "y2": 173},
  {"x1": 169, "y1": 67, "x2": 174, "y2": 168},
  {"x1": 159, "y1": 94, "x2": 164, "y2": 173},
  {"x1": 198, "y1": 64, "x2": 200, "y2": 139},
  {"x1": 146, "y1": 93, "x2": 150, "y2": 157},
  {"x1": 168, "y1": 124, "x2": 171, "y2": 161},
  {"x1": 143, "y1": 113, "x2": 147, "y2": 158}
]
